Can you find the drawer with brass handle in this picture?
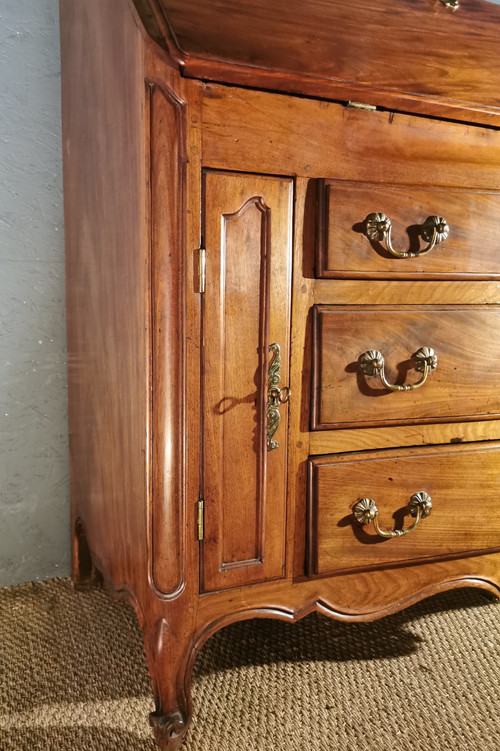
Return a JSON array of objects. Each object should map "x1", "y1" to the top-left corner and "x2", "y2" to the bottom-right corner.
[
  {"x1": 316, "y1": 180, "x2": 500, "y2": 279},
  {"x1": 307, "y1": 443, "x2": 500, "y2": 577},
  {"x1": 312, "y1": 304, "x2": 500, "y2": 429}
]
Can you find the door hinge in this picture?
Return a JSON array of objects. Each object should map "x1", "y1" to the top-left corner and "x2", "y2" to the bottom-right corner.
[
  {"x1": 197, "y1": 498, "x2": 204, "y2": 541},
  {"x1": 346, "y1": 101, "x2": 377, "y2": 111},
  {"x1": 197, "y1": 248, "x2": 206, "y2": 293}
]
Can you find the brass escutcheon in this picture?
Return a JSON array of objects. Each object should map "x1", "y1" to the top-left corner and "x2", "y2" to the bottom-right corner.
[{"x1": 267, "y1": 343, "x2": 291, "y2": 451}]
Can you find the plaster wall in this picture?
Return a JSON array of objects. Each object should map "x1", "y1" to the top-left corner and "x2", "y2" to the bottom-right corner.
[{"x1": 0, "y1": 0, "x2": 69, "y2": 586}]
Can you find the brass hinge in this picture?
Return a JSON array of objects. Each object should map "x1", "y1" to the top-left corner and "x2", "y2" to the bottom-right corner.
[
  {"x1": 346, "y1": 101, "x2": 377, "y2": 111},
  {"x1": 197, "y1": 498, "x2": 204, "y2": 541},
  {"x1": 197, "y1": 248, "x2": 206, "y2": 293}
]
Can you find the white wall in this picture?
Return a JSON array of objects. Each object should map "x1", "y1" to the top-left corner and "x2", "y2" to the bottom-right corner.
[{"x1": 0, "y1": 0, "x2": 70, "y2": 586}]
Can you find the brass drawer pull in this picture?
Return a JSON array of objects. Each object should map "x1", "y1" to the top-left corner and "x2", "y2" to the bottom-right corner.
[
  {"x1": 358, "y1": 347, "x2": 437, "y2": 392},
  {"x1": 267, "y1": 343, "x2": 291, "y2": 451},
  {"x1": 365, "y1": 213, "x2": 449, "y2": 258},
  {"x1": 353, "y1": 492, "x2": 432, "y2": 539},
  {"x1": 440, "y1": 0, "x2": 459, "y2": 9}
]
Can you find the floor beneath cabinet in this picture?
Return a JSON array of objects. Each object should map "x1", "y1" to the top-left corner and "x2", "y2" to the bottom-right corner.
[{"x1": 0, "y1": 578, "x2": 498, "y2": 750}]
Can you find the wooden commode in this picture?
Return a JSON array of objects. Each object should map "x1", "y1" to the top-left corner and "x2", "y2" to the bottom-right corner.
[{"x1": 59, "y1": 0, "x2": 500, "y2": 748}]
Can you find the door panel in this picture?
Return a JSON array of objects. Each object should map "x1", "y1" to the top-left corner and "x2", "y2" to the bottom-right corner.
[{"x1": 202, "y1": 170, "x2": 293, "y2": 591}]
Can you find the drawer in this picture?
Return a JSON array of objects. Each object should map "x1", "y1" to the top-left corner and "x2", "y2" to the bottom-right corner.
[
  {"x1": 308, "y1": 443, "x2": 500, "y2": 577},
  {"x1": 312, "y1": 305, "x2": 500, "y2": 429},
  {"x1": 316, "y1": 180, "x2": 500, "y2": 279}
]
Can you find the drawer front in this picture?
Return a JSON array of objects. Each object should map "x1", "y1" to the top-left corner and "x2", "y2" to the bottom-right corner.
[
  {"x1": 308, "y1": 443, "x2": 500, "y2": 577},
  {"x1": 317, "y1": 181, "x2": 500, "y2": 279},
  {"x1": 312, "y1": 305, "x2": 500, "y2": 429}
]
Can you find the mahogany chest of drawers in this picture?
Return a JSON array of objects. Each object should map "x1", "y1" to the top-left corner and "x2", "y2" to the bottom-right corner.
[{"x1": 60, "y1": 0, "x2": 500, "y2": 748}]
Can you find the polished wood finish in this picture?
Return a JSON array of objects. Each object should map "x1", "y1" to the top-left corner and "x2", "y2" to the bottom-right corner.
[
  {"x1": 135, "y1": 0, "x2": 500, "y2": 125},
  {"x1": 175, "y1": 56, "x2": 500, "y2": 129},
  {"x1": 309, "y1": 419, "x2": 500, "y2": 455},
  {"x1": 201, "y1": 85, "x2": 500, "y2": 188},
  {"x1": 313, "y1": 280, "x2": 500, "y2": 306},
  {"x1": 60, "y1": 1, "x2": 500, "y2": 749},
  {"x1": 318, "y1": 181, "x2": 500, "y2": 280},
  {"x1": 313, "y1": 305, "x2": 500, "y2": 428},
  {"x1": 149, "y1": 81, "x2": 186, "y2": 596},
  {"x1": 61, "y1": 0, "x2": 150, "y2": 597},
  {"x1": 309, "y1": 443, "x2": 500, "y2": 576},
  {"x1": 202, "y1": 171, "x2": 293, "y2": 591}
]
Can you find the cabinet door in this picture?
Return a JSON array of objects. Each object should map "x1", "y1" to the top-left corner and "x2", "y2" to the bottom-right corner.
[{"x1": 201, "y1": 171, "x2": 293, "y2": 591}]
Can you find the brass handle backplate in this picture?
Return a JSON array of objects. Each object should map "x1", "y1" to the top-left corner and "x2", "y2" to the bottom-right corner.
[
  {"x1": 365, "y1": 213, "x2": 449, "y2": 258},
  {"x1": 267, "y1": 343, "x2": 290, "y2": 451},
  {"x1": 353, "y1": 491, "x2": 432, "y2": 539},
  {"x1": 358, "y1": 347, "x2": 437, "y2": 392}
]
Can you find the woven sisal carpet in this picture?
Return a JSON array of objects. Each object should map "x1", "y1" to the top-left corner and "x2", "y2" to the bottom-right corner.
[{"x1": 0, "y1": 579, "x2": 499, "y2": 750}]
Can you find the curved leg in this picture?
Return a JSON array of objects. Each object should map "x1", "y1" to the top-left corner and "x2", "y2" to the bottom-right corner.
[{"x1": 143, "y1": 614, "x2": 195, "y2": 751}]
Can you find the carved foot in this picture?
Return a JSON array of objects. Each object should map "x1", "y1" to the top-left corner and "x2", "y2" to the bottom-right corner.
[
  {"x1": 143, "y1": 616, "x2": 194, "y2": 750},
  {"x1": 150, "y1": 710, "x2": 188, "y2": 751}
]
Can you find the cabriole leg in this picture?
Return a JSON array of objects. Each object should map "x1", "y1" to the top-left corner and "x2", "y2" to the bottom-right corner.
[{"x1": 143, "y1": 615, "x2": 195, "y2": 751}]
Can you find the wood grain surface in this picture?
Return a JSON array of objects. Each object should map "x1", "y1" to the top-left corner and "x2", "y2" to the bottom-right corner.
[
  {"x1": 318, "y1": 180, "x2": 500, "y2": 279},
  {"x1": 149, "y1": 80, "x2": 186, "y2": 596},
  {"x1": 313, "y1": 280, "x2": 500, "y2": 306},
  {"x1": 309, "y1": 443, "x2": 500, "y2": 576},
  {"x1": 144, "y1": 0, "x2": 500, "y2": 124},
  {"x1": 309, "y1": 419, "x2": 500, "y2": 455},
  {"x1": 61, "y1": 0, "x2": 151, "y2": 596},
  {"x1": 201, "y1": 85, "x2": 500, "y2": 189},
  {"x1": 60, "y1": 2, "x2": 500, "y2": 748},
  {"x1": 313, "y1": 305, "x2": 500, "y2": 428},
  {"x1": 288, "y1": 178, "x2": 317, "y2": 580},
  {"x1": 201, "y1": 171, "x2": 293, "y2": 592}
]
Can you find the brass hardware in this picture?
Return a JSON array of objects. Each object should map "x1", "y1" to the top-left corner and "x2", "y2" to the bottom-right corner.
[
  {"x1": 267, "y1": 343, "x2": 291, "y2": 451},
  {"x1": 346, "y1": 101, "x2": 377, "y2": 111},
  {"x1": 197, "y1": 498, "x2": 204, "y2": 541},
  {"x1": 353, "y1": 491, "x2": 432, "y2": 539},
  {"x1": 440, "y1": 0, "x2": 459, "y2": 9},
  {"x1": 365, "y1": 213, "x2": 449, "y2": 258},
  {"x1": 358, "y1": 347, "x2": 437, "y2": 392},
  {"x1": 197, "y1": 248, "x2": 206, "y2": 293}
]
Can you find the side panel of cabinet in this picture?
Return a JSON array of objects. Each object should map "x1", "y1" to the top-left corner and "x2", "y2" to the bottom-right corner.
[{"x1": 202, "y1": 171, "x2": 293, "y2": 592}]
